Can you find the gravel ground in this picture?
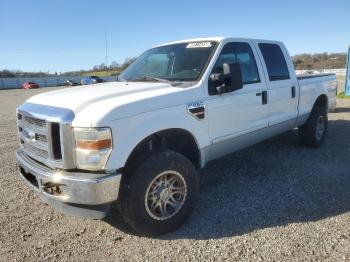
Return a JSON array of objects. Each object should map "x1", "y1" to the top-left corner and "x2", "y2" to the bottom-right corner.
[{"x1": 1, "y1": 87, "x2": 350, "y2": 261}]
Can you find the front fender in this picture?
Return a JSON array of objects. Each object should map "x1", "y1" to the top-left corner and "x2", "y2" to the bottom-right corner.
[{"x1": 105, "y1": 104, "x2": 210, "y2": 171}]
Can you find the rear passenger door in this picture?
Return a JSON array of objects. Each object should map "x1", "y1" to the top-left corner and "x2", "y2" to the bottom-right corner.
[{"x1": 256, "y1": 42, "x2": 299, "y2": 126}]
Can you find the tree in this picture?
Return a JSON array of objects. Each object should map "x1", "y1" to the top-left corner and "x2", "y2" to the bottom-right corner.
[
  {"x1": 122, "y1": 57, "x2": 137, "y2": 70},
  {"x1": 292, "y1": 52, "x2": 346, "y2": 70},
  {"x1": 110, "y1": 61, "x2": 120, "y2": 69},
  {"x1": 99, "y1": 63, "x2": 106, "y2": 70}
]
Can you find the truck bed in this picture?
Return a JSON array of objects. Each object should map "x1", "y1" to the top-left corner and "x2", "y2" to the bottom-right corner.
[{"x1": 297, "y1": 73, "x2": 337, "y2": 113}]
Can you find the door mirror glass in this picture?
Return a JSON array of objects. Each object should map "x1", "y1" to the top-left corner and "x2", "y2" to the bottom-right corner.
[{"x1": 210, "y1": 63, "x2": 243, "y2": 94}]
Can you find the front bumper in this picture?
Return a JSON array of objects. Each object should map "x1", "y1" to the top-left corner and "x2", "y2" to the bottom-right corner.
[{"x1": 16, "y1": 149, "x2": 122, "y2": 218}]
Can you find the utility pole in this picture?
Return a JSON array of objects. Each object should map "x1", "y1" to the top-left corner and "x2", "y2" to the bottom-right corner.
[
  {"x1": 345, "y1": 46, "x2": 350, "y2": 96},
  {"x1": 105, "y1": 29, "x2": 108, "y2": 71}
]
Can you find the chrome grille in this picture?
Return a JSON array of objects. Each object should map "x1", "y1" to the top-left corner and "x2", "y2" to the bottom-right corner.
[
  {"x1": 18, "y1": 114, "x2": 46, "y2": 128},
  {"x1": 17, "y1": 112, "x2": 50, "y2": 162},
  {"x1": 16, "y1": 104, "x2": 75, "y2": 170},
  {"x1": 22, "y1": 141, "x2": 49, "y2": 158}
]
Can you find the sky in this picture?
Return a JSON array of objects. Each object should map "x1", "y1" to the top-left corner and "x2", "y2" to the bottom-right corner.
[{"x1": 0, "y1": 0, "x2": 349, "y2": 73}]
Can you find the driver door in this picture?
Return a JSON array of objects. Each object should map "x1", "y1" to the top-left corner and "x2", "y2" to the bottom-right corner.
[{"x1": 206, "y1": 41, "x2": 268, "y2": 152}]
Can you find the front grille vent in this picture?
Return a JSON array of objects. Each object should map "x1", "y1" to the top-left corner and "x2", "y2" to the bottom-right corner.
[{"x1": 51, "y1": 123, "x2": 62, "y2": 160}]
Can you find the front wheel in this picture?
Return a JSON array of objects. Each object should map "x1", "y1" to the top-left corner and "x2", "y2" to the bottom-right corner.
[
  {"x1": 118, "y1": 150, "x2": 199, "y2": 236},
  {"x1": 299, "y1": 107, "x2": 328, "y2": 147}
]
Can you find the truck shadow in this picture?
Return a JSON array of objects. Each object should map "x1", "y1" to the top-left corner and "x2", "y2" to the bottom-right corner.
[{"x1": 105, "y1": 118, "x2": 350, "y2": 240}]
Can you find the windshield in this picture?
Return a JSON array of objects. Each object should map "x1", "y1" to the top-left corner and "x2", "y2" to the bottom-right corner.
[{"x1": 119, "y1": 41, "x2": 217, "y2": 82}]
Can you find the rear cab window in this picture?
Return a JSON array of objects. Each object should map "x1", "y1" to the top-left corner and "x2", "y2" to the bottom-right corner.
[{"x1": 258, "y1": 43, "x2": 290, "y2": 81}]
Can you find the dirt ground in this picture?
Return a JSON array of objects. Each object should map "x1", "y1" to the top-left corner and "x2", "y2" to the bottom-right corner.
[{"x1": 0, "y1": 87, "x2": 350, "y2": 261}]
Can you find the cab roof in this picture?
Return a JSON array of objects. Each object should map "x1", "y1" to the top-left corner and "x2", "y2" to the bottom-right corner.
[
  {"x1": 154, "y1": 37, "x2": 224, "y2": 48},
  {"x1": 154, "y1": 37, "x2": 281, "y2": 48}
]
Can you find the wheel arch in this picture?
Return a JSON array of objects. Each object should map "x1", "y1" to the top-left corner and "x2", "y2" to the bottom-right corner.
[
  {"x1": 313, "y1": 94, "x2": 328, "y2": 111},
  {"x1": 123, "y1": 128, "x2": 202, "y2": 172}
]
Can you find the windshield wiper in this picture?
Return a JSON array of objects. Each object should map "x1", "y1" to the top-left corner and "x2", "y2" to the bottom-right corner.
[{"x1": 130, "y1": 75, "x2": 170, "y2": 83}]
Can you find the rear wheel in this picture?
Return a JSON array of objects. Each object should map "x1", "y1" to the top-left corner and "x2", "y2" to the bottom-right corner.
[
  {"x1": 299, "y1": 107, "x2": 328, "y2": 147},
  {"x1": 118, "y1": 150, "x2": 198, "y2": 236}
]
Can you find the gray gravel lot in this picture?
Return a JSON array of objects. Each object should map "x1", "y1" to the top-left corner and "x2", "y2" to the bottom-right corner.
[{"x1": 1, "y1": 87, "x2": 350, "y2": 261}]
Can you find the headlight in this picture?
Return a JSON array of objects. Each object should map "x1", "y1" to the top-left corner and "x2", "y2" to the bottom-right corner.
[{"x1": 74, "y1": 127, "x2": 112, "y2": 170}]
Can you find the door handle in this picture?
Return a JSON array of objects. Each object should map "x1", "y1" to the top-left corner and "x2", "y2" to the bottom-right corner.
[
  {"x1": 291, "y1": 86, "x2": 296, "y2": 98},
  {"x1": 262, "y1": 91, "x2": 267, "y2": 105},
  {"x1": 256, "y1": 92, "x2": 262, "y2": 96}
]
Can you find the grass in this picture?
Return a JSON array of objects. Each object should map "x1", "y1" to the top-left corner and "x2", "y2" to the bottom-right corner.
[
  {"x1": 80, "y1": 70, "x2": 120, "y2": 77},
  {"x1": 337, "y1": 91, "x2": 350, "y2": 99}
]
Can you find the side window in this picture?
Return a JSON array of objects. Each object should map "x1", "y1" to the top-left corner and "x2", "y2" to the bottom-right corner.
[
  {"x1": 258, "y1": 43, "x2": 290, "y2": 81},
  {"x1": 209, "y1": 42, "x2": 260, "y2": 95},
  {"x1": 212, "y1": 42, "x2": 260, "y2": 84}
]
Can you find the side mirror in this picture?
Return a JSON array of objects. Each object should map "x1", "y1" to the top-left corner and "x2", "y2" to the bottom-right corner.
[{"x1": 210, "y1": 63, "x2": 243, "y2": 94}]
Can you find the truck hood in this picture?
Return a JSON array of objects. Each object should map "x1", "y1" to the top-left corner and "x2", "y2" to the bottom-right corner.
[
  {"x1": 27, "y1": 81, "x2": 201, "y2": 126},
  {"x1": 28, "y1": 82, "x2": 175, "y2": 112}
]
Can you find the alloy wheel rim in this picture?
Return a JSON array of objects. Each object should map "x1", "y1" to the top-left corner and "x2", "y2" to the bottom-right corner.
[{"x1": 145, "y1": 171, "x2": 187, "y2": 221}]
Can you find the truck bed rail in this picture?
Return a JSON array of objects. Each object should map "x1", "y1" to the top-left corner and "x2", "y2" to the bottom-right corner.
[{"x1": 297, "y1": 73, "x2": 335, "y2": 80}]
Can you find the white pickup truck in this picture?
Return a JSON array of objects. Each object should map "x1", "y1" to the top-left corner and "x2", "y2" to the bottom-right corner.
[{"x1": 16, "y1": 37, "x2": 337, "y2": 236}]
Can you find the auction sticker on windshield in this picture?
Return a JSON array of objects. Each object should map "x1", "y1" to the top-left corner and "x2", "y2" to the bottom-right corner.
[{"x1": 186, "y1": 42, "x2": 212, "y2": 48}]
